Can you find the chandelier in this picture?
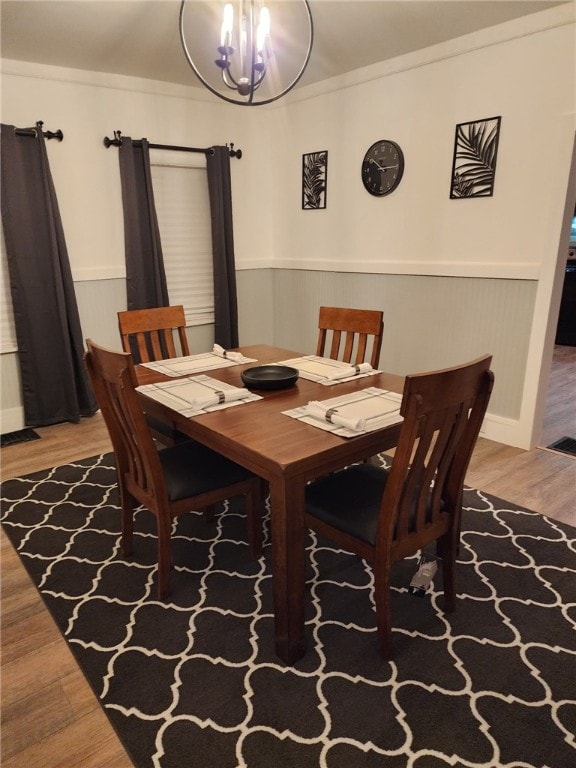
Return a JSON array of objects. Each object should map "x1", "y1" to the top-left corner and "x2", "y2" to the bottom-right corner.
[{"x1": 179, "y1": 1, "x2": 314, "y2": 106}]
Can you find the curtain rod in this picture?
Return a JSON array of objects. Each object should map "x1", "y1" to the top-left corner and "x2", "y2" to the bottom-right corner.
[
  {"x1": 103, "y1": 130, "x2": 242, "y2": 158},
  {"x1": 14, "y1": 120, "x2": 63, "y2": 141}
]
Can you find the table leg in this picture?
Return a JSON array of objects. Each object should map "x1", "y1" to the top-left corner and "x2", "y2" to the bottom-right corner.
[{"x1": 269, "y1": 477, "x2": 306, "y2": 664}]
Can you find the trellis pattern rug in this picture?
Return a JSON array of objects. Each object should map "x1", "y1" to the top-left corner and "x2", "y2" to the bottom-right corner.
[{"x1": 2, "y1": 453, "x2": 576, "y2": 768}]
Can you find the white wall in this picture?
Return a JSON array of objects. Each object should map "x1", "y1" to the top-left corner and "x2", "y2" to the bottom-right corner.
[
  {"x1": 266, "y1": 6, "x2": 575, "y2": 280},
  {"x1": 1, "y1": 4, "x2": 574, "y2": 448}
]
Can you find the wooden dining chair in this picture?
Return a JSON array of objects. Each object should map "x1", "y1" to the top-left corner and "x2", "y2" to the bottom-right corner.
[
  {"x1": 118, "y1": 305, "x2": 191, "y2": 446},
  {"x1": 316, "y1": 306, "x2": 384, "y2": 369},
  {"x1": 85, "y1": 339, "x2": 263, "y2": 600},
  {"x1": 304, "y1": 354, "x2": 494, "y2": 658},
  {"x1": 118, "y1": 305, "x2": 190, "y2": 364}
]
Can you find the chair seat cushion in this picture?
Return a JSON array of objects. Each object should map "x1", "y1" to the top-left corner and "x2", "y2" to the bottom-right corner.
[
  {"x1": 159, "y1": 441, "x2": 254, "y2": 502},
  {"x1": 305, "y1": 464, "x2": 389, "y2": 545}
]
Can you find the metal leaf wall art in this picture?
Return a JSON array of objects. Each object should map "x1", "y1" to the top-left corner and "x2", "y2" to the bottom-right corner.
[
  {"x1": 450, "y1": 116, "x2": 501, "y2": 198},
  {"x1": 302, "y1": 150, "x2": 328, "y2": 209}
]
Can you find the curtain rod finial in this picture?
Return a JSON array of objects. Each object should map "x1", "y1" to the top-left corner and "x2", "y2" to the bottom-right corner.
[
  {"x1": 103, "y1": 131, "x2": 123, "y2": 148},
  {"x1": 228, "y1": 142, "x2": 242, "y2": 159}
]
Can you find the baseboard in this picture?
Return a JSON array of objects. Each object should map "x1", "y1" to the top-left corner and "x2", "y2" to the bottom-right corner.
[
  {"x1": 0, "y1": 407, "x2": 26, "y2": 435},
  {"x1": 481, "y1": 412, "x2": 528, "y2": 449}
]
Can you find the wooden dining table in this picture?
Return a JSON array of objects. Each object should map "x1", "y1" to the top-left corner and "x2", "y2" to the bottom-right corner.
[{"x1": 136, "y1": 344, "x2": 404, "y2": 664}]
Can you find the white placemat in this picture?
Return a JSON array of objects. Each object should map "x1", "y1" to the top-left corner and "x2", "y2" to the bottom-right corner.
[
  {"x1": 274, "y1": 355, "x2": 381, "y2": 386},
  {"x1": 140, "y1": 351, "x2": 257, "y2": 377},
  {"x1": 283, "y1": 387, "x2": 402, "y2": 438},
  {"x1": 137, "y1": 375, "x2": 262, "y2": 417}
]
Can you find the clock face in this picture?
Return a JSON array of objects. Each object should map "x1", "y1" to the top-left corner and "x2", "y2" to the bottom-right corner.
[{"x1": 361, "y1": 140, "x2": 405, "y2": 196}]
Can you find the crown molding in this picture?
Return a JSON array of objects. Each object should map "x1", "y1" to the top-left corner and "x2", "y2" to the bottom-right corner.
[
  {"x1": 0, "y1": 58, "x2": 213, "y2": 102},
  {"x1": 282, "y1": 3, "x2": 575, "y2": 107}
]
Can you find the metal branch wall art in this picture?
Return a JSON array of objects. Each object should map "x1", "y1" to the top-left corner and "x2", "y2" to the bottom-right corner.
[
  {"x1": 302, "y1": 150, "x2": 328, "y2": 209},
  {"x1": 450, "y1": 116, "x2": 501, "y2": 199}
]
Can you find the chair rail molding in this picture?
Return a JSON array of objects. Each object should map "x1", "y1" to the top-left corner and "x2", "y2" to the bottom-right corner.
[{"x1": 270, "y1": 259, "x2": 541, "y2": 280}]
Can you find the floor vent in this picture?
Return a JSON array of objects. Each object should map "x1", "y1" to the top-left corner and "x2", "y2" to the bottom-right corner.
[
  {"x1": 1, "y1": 428, "x2": 41, "y2": 448},
  {"x1": 546, "y1": 436, "x2": 576, "y2": 457}
]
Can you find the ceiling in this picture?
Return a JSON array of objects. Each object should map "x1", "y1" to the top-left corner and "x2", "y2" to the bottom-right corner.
[{"x1": 0, "y1": 1, "x2": 568, "y2": 92}]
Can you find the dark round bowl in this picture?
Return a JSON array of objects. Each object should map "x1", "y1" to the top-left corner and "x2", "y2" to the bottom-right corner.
[{"x1": 241, "y1": 365, "x2": 299, "y2": 390}]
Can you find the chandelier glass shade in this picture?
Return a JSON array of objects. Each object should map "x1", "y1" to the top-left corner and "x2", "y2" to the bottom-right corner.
[{"x1": 179, "y1": 1, "x2": 314, "y2": 106}]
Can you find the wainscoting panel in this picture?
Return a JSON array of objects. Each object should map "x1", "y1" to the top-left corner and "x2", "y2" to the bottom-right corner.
[
  {"x1": 75, "y1": 278, "x2": 216, "y2": 354},
  {"x1": 2, "y1": 274, "x2": 271, "y2": 433},
  {"x1": 0, "y1": 354, "x2": 22, "y2": 432},
  {"x1": 75, "y1": 278, "x2": 128, "y2": 350},
  {"x1": 237, "y1": 268, "x2": 275, "y2": 346},
  {"x1": 1, "y1": 279, "x2": 128, "y2": 433},
  {"x1": 1, "y1": 268, "x2": 537, "y2": 440},
  {"x1": 270, "y1": 269, "x2": 537, "y2": 421}
]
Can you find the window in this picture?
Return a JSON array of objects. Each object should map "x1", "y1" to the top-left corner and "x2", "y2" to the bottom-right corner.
[{"x1": 150, "y1": 161, "x2": 214, "y2": 326}]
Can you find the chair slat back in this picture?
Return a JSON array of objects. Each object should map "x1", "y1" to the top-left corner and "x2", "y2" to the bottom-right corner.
[
  {"x1": 118, "y1": 306, "x2": 190, "y2": 364},
  {"x1": 316, "y1": 306, "x2": 384, "y2": 369},
  {"x1": 85, "y1": 339, "x2": 166, "y2": 499},
  {"x1": 377, "y1": 355, "x2": 494, "y2": 560}
]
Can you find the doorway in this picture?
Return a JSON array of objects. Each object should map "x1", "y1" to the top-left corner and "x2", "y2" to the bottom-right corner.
[
  {"x1": 537, "y1": 133, "x2": 576, "y2": 454},
  {"x1": 539, "y1": 345, "x2": 576, "y2": 452}
]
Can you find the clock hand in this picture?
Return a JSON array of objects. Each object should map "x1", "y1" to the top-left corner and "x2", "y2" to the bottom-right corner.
[{"x1": 369, "y1": 159, "x2": 399, "y2": 171}]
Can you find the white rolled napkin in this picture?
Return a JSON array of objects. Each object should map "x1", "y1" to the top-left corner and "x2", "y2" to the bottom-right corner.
[
  {"x1": 194, "y1": 388, "x2": 249, "y2": 409},
  {"x1": 213, "y1": 344, "x2": 245, "y2": 363},
  {"x1": 325, "y1": 362, "x2": 373, "y2": 381},
  {"x1": 305, "y1": 401, "x2": 367, "y2": 432}
]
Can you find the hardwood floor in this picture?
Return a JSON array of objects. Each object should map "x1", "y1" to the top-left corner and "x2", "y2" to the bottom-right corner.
[
  {"x1": 1, "y1": 346, "x2": 575, "y2": 767},
  {"x1": 467, "y1": 344, "x2": 576, "y2": 528}
]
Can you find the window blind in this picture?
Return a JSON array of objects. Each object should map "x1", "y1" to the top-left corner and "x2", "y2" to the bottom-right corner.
[{"x1": 150, "y1": 163, "x2": 214, "y2": 326}]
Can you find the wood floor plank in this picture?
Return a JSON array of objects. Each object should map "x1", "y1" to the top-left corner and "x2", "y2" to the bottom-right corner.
[
  {"x1": 0, "y1": 414, "x2": 112, "y2": 482},
  {"x1": 1, "y1": 680, "x2": 82, "y2": 759},
  {"x1": 1, "y1": 541, "x2": 47, "y2": 629},
  {"x1": 60, "y1": 669, "x2": 107, "y2": 721},
  {"x1": 1, "y1": 608, "x2": 64, "y2": 666},
  {"x1": 0, "y1": 709, "x2": 133, "y2": 768},
  {"x1": 467, "y1": 438, "x2": 576, "y2": 524},
  {"x1": 1, "y1": 640, "x2": 81, "y2": 711}
]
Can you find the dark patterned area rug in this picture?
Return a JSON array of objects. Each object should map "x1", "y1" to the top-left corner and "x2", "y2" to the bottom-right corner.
[{"x1": 2, "y1": 453, "x2": 576, "y2": 768}]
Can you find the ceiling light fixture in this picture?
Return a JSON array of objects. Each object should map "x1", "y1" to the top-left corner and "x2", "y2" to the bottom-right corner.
[{"x1": 179, "y1": 0, "x2": 313, "y2": 106}]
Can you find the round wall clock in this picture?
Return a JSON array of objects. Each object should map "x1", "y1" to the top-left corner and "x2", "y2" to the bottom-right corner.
[{"x1": 361, "y1": 140, "x2": 405, "y2": 196}]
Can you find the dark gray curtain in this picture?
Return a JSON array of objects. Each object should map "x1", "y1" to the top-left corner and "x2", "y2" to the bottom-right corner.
[
  {"x1": 207, "y1": 146, "x2": 239, "y2": 348},
  {"x1": 118, "y1": 137, "x2": 169, "y2": 309},
  {"x1": 0, "y1": 123, "x2": 97, "y2": 426}
]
